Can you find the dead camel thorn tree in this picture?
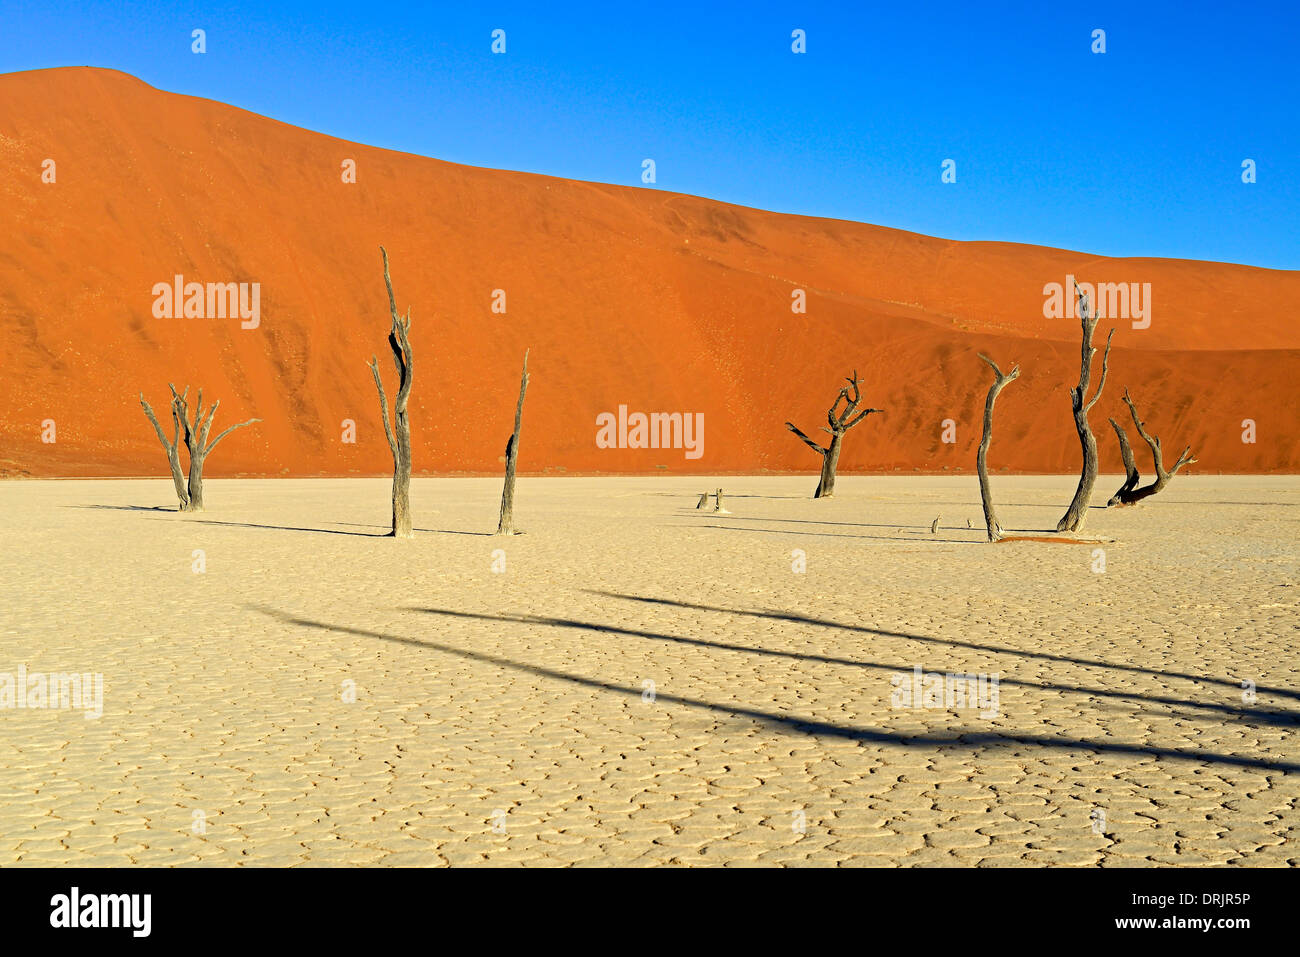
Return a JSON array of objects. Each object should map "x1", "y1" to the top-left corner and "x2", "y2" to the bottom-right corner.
[
  {"x1": 976, "y1": 353, "x2": 1021, "y2": 542},
  {"x1": 496, "y1": 349, "x2": 530, "y2": 535},
  {"x1": 168, "y1": 384, "x2": 260, "y2": 512},
  {"x1": 1056, "y1": 282, "x2": 1115, "y2": 533},
  {"x1": 786, "y1": 370, "x2": 882, "y2": 498},
  {"x1": 139, "y1": 385, "x2": 259, "y2": 511},
  {"x1": 368, "y1": 246, "x2": 414, "y2": 538},
  {"x1": 1107, "y1": 388, "x2": 1196, "y2": 506},
  {"x1": 139, "y1": 389, "x2": 191, "y2": 509}
]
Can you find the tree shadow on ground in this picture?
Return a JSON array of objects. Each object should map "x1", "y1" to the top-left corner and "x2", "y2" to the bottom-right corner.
[
  {"x1": 156, "y1": 518, "x2": 384, "y2": 537},
  {"x1": 69, "y1": 507, "x2": 489, "y2": 538},
  {"x1": 1159, "y1": 501, "x2": 1300, "y2": 507},
  {"x1": 712, "y1": 515, "x2": 1076, "y2": 537},
  {"x1": 720, "y1": 515, "x2": 950, "y2": 531},
  {"x1": 336, "y1": 522, "x2": 490, "y2": 537},
  {"x1": 687, "y1": 522, "x2": 978, "y2": 545},
  {"x1": 415, "y1": 605, "x2": 1297, "y2": 730},
  {"x1": 68, "y1": 504, "x2": 177, "y2": 513},
  {"x1": 654, "y1": 492, "x2": 808, "y2": 500},
  {"x1": 845, "y1": 502, "x2": 1109, "y2": 510},
  {"x1": 587, "y1": 591, "x2": 1300, "y2": 705},
  {"x1": 248, "y1": 604, "x2": 1299, "y2": 773}
]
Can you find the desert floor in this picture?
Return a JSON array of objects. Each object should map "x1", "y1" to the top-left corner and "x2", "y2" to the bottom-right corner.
[{"x1": 0, "y1": 475, "x2": 1296, "y2": 867}]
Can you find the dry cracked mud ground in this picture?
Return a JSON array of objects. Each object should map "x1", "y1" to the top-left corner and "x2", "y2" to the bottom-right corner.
[{"x1": 1, "y1": 475, "x2": 1296, "y2": 866}]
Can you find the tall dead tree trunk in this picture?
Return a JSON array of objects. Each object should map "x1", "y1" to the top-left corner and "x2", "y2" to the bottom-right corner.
[
  {"x1": 976, "y1": 353, "x2": 1020, "y2": 542},
  {"x1": 140, "y1": 390, "x2": 191, "y2": 509},
  {"x1": 167, "y1": 385, "x2": 260, "y2": 512},
  {"x1": 1106, "y1": 417, "x2": 1141, "y2": 506},
  {"x1": 785, "y1": 370, "x2": 881, "y2": 498},
  {"x1": 1110, "y1": 388, "x2": 1196, "y2": 505},
  {"x1": 496, "y1": 350, "x2": 530, "y2": 535},
  {"x1": 1056, "y1": 283, "x2": 1114, "y2": 532},
  {"x1": 368, "y1": 246, "x2": 415, "y2": 538}
]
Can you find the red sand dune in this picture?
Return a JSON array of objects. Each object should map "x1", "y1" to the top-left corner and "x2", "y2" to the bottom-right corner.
[{"x1": 1, "y1": 67, "x2": 1297, "y2": 478}]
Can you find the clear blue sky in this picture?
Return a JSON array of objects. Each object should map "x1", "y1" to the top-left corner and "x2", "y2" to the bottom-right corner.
[{"x1": 3, "y1": 0, "x2": 1296, "y2": 268}]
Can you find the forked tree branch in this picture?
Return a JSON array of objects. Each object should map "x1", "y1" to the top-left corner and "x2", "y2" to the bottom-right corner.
[
  {"x1": 785, "y1": 421, "x2": 828, "y2": 456},
  {"x1": 206, "y1": 417, "x2": 261, "y2": 456},
  {"x1": 1084, "y1": 327, "x2": 1115, "y2": 412},
  {"x1": 140, "y1": 393, "x2": 175, "y2": 452},
  {"x1": 368, "y1": 356, "x2": 399, "y2": 461}
]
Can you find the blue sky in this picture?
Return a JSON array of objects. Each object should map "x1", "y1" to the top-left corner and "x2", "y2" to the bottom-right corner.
[{"x1": 3, "y1": 0, "x2": 1296, "y2": 268}]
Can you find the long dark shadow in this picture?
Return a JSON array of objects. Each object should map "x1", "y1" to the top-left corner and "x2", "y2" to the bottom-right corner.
[
  {"x1": 249, "y1": 606, "x2": 1300, "y2": 773},
  {"x1": 655, "y1": 493, "x2": 807, "y2": 500},
  {"x1": 846, "y1": 502, "x2": 1066, "y2": 509},
  {"x1": 70, "y1": 505, "x2": 385, "y2": 536},
  {"x1": 689, "y1": 523, "x2": 977, "y2": 545},
  {"x1": 721, "y1": 515, "x2": 940, "y2": 531},
  {"x1": 68, "y1": 504, "x2": 176, "y2": 513},
  {"x1": 587, "y1": 591, "x2": 1300, "y2": 704},
  {"x1": 335, "y1": 522, "x2": 491, "y2": 537},
  {"x1": 981, "y1": 527, "x2": 1087, "y2": 536},
  {"x1": 164, "y1": 518, "x2": 385, "y2": 537},
  {"x1": 412, "y1": 606, "x2": 1296, "y2": 728},
  {"x1": 68, "y1": 507, "x2": 489, "y2": 538},
  {"x1": 1160, "y1": 502, "x2": 1300, "y2": 508}
]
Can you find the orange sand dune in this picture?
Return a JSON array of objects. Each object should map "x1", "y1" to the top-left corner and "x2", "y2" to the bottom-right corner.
[{"x1": 1, "y1": 67, "x2": 1297, "y2": 478}]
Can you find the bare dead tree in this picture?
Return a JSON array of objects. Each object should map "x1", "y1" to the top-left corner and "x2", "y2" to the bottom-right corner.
[
  {"x1": 367, "y1": 246, "x2": 414, "y2": 538},
  {"x1": 786, "y1": 370, "x2": 881, "y2": 498},
  {"x1": 1109, "y1": 389, "x2": 1196, "y2": 505},
  {"x1": 976, "y1": 353, "x2": 1021, "y2": 542},
  {"x1": 1056, "y1": 283, "x2": 1114, "y2": 532},
  {"x1": 1106, "y1": 417, "x2": 1141, "y2": 506},
  {"x1": 166, "y1": 384, "x2": 260, "y2": 512},
  {"x1": 140, "y1": 390, "x2": 191, "y2": 509},
  {"x1": 496, "y1": 350, "x2": 530, "y2": 535}
]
